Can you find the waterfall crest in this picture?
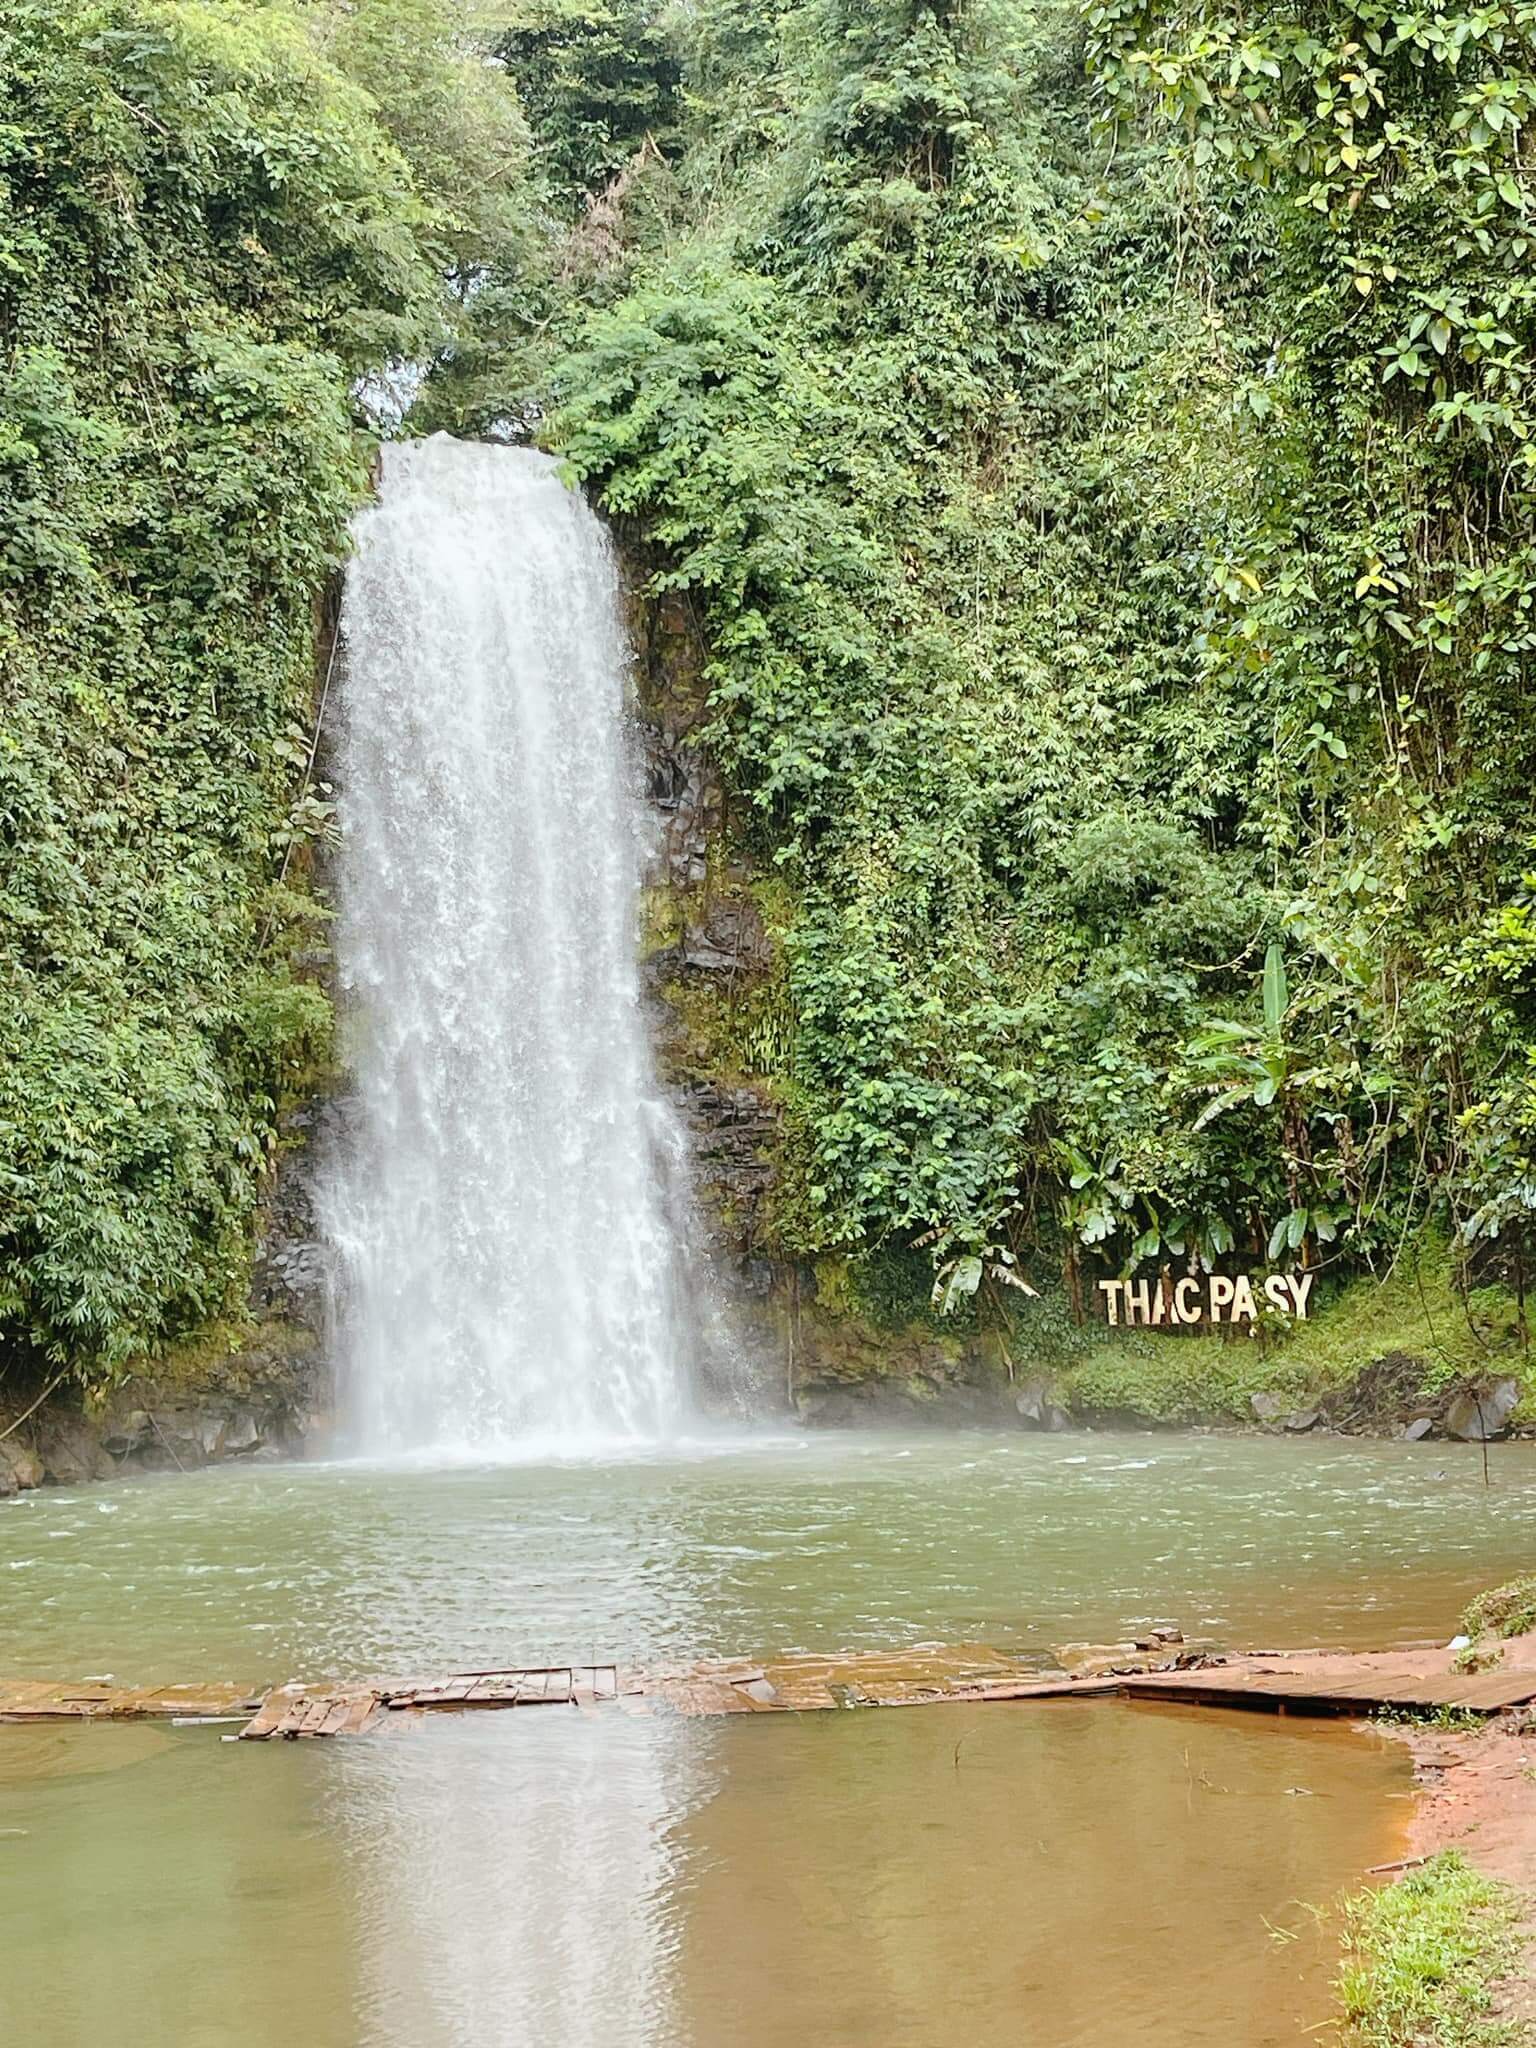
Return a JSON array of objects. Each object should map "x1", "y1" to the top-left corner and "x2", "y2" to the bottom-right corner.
[{"x1": 324, "y1": 435, "x2": 694, "y2": 1454}]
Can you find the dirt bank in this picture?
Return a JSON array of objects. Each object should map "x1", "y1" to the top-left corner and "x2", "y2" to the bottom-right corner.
[{"x1": 1394, "y1": 1715, "x2": 1536, "y2": 1891}]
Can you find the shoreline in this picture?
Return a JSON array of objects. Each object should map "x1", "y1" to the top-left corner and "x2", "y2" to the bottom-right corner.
[{"x1": 1332, "y1": 1716, "x2": 1536, "y2": 2041}]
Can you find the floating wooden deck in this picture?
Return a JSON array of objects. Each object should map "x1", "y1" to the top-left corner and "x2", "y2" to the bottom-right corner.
[
  {"x1": 6, "y1": 1635, "x2": 1536, "y2": 1740},
  {"x1": 235, "y1": 1645, "x2": 1116, "y2": 1738}
]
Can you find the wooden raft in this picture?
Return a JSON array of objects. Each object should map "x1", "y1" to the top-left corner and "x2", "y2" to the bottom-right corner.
[
  {"x1": 0, "y1": 1648, "x2": 1109, "y2": 1740},
  {"x1": 237, "y1": 1646, "x2": 1096, "y2": 1738},
  {"x1": 6, "y1": 1638, "x2": 1536, "y2": 1741}
]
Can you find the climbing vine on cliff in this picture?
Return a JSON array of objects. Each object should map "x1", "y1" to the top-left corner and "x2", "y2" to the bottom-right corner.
[{"x1": 1085, "y1": 0, "x2": 1536, "y2": 1252}]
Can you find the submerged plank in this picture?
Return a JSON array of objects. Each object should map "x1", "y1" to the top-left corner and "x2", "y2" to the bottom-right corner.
[{"x1": 0, "y1": 1678, "x2": 259, "y2": 1724}]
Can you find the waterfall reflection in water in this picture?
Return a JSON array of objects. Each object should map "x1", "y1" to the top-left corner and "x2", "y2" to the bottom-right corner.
[
  {"x1": 0, "y1": 1702, "x2": 1406, "y2": 2048},
  {"x1": 335, "y1": 1714, "x2": 697, "y2": 2047}
]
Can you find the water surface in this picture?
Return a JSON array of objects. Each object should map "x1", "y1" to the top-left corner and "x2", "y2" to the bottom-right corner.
[
  {"x1": 4, "y1": 1430, "x2": 1532, "y2": 1683},
  {"x1": 4, "y1": 1429, "x2": 1528, "y2": 2047},
  {"x1": 1, "y1": 1698, "x2": 1406, "y2": 2048}
]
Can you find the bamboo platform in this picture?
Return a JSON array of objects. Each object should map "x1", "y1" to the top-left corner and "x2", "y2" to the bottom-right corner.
[{"x1": 5, "y1": 1635, "x2": 1535, "y2": 1740}]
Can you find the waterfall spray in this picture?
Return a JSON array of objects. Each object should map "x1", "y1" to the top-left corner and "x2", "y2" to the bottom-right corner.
[{"x1": 323, "y1": 436, "x2": 695, "y2": 1455}]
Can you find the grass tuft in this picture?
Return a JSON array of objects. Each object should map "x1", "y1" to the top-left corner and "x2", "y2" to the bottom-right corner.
[
  {"x1": 1338, "y1": 1852, "x2": 1529, "y2": 2046},
  {"x1": 1463, "y1": 1578, "x2": 1536, "y2": 1643}
]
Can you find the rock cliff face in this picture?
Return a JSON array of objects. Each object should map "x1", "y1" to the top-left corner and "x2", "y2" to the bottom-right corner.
[{"x1": 625, "y1": 566, "x2": 1021, "y2": 1426}]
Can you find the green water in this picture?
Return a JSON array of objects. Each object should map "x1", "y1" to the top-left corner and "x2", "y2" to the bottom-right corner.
[
  {"x1": 3, "y1": 1430, "x2": 1531, "y2": 1682},
  {"x1": 3, "y1": 1428, "x2": 1532, "y2": 2046}
]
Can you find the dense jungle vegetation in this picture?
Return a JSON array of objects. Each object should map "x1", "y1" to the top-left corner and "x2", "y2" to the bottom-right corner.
[
  {"x1": 528, "y1": 0, "x2": 1536, "y2": 1336},
  {"x1": 0, "y1": 0, "x2": 531, "y2": 1382},
  {"x1": 3, "y1": 0, "x2": 1534, "y2": 1391}
]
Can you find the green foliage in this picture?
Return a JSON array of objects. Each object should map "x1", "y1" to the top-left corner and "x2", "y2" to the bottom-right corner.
[
  {"x1": 551, "y1": 0, "x2": 1263, "y2": 1271},
  {"x1": 1337, "y1": 1852, "x2": 1528, "y2": 2047},
  {"x1": 1371, "y1": 1704, "x2": 1489, "y2": 1732},
  {"x1": 13, "y1": 0, "x2": 1536, "y2": 1388},
  {"x1": 312, "y1": 0, "x2": 534, "y2": 281},
  {"x1": 0, "y1": 0, "x2": 529, "y2": 1384},
  {"x1": 498, "y1": 0, "x2": 681, "y2": 206},
  {"x1": 1056, "y1": 1330, "x2": 1317, "y2": 1423},
  {"x1": 537, "y1": 0, "x2": 1536, "y2": 1310},
  {"x1": 1463, "y1": 1576, "x2": 1536, "y2": 1642},
  {"x1": 541, "y1": 2, "x2": 1299, "y2": 1269},
  {"x1": 1056, "y1": 1234, "x2": 1529, "y2": 1419},
  {"x1": 1087, "y1": 0, "x2": 1536, "y2": 1259}
]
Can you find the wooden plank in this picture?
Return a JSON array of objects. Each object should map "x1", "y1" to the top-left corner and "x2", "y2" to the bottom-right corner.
[
  {"x1": 1119, "y1": 1663, "x2": 1536, "y2": 1717},
  {"x1": 511, "y1": 1670, "x2": 577, "y2": 1705},
  {"x1": 967, "y1": 1675, "x2": 1124, "y2": 1702},
  {"x1": 0, "y1": 1679, "x2": 261, "y2": 1725},
  {"x1": 397, "y1": 1678, "x2": 480, "y2": 1709},
  {"x1": 0, "y1": 1679, "x2": 80, "y2": 1717},
  {"x1": 237, "y1": 1689, "x2": 298, "y2": 1740},
  {"x1": 339, "y1": 1694, "x2": 381, "y2": 1735},
  {"x1": 1456, "y1": 1670, "x2": 1536, "y2": 1709},
  {"x1": 293, "y1": 1696, "x2": 335, "y2": 1738},
  {"x1": 732, "y1": 1676, "x2": 781, "y2": 1707},
  {"x1": 465, "y1": 1674, "x2": 525, "y2": 1704}
]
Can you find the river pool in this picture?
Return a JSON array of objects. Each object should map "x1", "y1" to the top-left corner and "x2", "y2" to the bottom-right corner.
[{"x1": 4, "y1": 1428, "x2": 1534, "y2": 2046}]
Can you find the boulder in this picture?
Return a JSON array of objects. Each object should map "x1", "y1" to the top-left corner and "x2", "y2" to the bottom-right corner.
[
  {"x1": 1444, "y1": 1379, "x2": 1520, "y2": 1442},
  {"x1": 1250, "y1": 1392, "x2": 1284, "y2": 1422},
  {"x1": 102, "y1": 1410, "x2": 154, "y2": 1459},
  {"x1": 679, "y1": 900, "x2": 772, "y2": 977},
  {"x1": 1284, "y1": 1408, "x2": 1321, "y2": 1433},
  {"x1": 39, "y1": 1419, "x2": 116, "y2": 1485},
  {"x1": 1015, "y1": 1379, "x2": 1072, "y2": 1431},
  {"x1": 1015, "y1": 1380, "x2": 1047, "y2": 1423},
  {"x1": 220, "y1": 1412, "x2": 263, "y2": 1457},
  {"x1": 1403, "y1": 1416, "x2": 1434, "y2": 1442},
  {"x1": 0, "y1": 1437, "x2": 44, "y2": 1489}
]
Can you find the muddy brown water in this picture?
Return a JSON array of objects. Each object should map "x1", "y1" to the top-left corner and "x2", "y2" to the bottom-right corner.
[{"x1": 3, "y1": 1428, "x2": 1528, "y2": 2046}]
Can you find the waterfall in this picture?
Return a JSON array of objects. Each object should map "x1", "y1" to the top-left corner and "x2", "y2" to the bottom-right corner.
[{"x1": 323, "y1": 435, "x2": 695, "y2": 1455}]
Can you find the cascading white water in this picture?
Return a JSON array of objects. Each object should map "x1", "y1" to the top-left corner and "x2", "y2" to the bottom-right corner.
[{"x1": 324, "y1": 435, "x2": 694, "y2": 1455}]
